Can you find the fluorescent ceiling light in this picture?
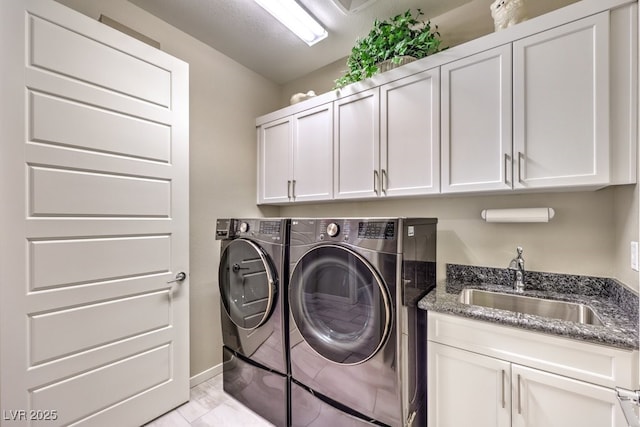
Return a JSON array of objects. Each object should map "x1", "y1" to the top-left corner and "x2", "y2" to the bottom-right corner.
[{"x1": 255, "y1": 0, "x2": 328, "y2": 46}]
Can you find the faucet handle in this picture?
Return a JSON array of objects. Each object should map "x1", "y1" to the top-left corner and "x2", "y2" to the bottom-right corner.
[{"x1": 516, "y1": 246, "x2": 523, "y2": 257}]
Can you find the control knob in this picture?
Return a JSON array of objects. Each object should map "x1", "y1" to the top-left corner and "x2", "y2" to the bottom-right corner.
[
  {"x1": 239, "y1": 222, "x2": 249, "y2": 233},
  {"x1": 326, "y1": 223, "x2": 340, "y2": 237}
]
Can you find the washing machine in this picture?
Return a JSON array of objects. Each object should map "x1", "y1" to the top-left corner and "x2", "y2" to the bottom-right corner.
[
  {"x1": 288, "y1": 218, "x2": 437, "y2": 427},
  {"x1": 216, "y1": 218, "x2": 290, "y2": 427}
]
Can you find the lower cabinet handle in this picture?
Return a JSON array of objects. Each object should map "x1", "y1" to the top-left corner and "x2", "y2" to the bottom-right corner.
[
  {"x1": 501, "y1": 369, "x2": 506, "y2": 409},
  {"x1": 517, "y1": 374, "x2": 522, "y2": 415}
]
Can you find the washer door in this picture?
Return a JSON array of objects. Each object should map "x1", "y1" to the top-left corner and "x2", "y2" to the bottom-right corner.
[
  {"x1": 289, "y1": 245, "x2": 392, "y2": 365},
  {"x1": 219, "y1": 239, "x2": 276, "y2": 330}
]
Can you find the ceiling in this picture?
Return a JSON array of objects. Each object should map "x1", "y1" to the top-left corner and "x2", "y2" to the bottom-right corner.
[{"x1": 127, "y1": 0, "x2": 475, "y2": 84}]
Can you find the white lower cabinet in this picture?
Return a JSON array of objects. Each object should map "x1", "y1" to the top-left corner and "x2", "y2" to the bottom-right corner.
[
  {"x1": 427, "y1": 312, "x2": 637, "y2": 427},
  {"x1": 512, "y1": 364, "x2": 626, "y2": 427},
  {"x1": 428, "y1": 342, "x2": 511, "y2": 427}
]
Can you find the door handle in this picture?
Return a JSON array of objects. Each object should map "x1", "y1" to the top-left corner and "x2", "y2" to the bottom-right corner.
[
  {"x1": 373, "y1": 170, "x2": 379, "y2": 195},
  {"x1": 167, "y1": 272, "x2": 187, "y2": 283},
  {"x1": 381, "y1": 169, "x2": 388, "y2": 195}
]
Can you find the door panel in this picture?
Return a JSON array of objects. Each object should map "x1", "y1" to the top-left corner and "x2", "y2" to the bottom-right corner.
[
  {"x1": 29, "y1": 14, "x2": 171, "y2": 107},
  {"x1": 334, "y1": 89, "x2": 380, "y2": 199},
  {"x1": 30, "y1": 91, "x2": 171, "y2": 162},
  {"x1": 1, "y1": 0, "x2": 189, "y2": 425},
  {"x1": 29, "y1": 166, "x2": 171, "y2": 216},
  {"x1": 513, "y1": 13, "x2": 609, "y2": 188},
  {"x1": 441, "y1": 45, "x2": 513, "y2": 193}
]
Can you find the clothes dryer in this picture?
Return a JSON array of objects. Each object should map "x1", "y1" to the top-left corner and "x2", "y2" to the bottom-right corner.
[
  {"x1": 216, "y1": 218, "x2": 290, "y2": 427},
  {"x1": 288, "y1": 218, "x2": 437, "y2": 427}
]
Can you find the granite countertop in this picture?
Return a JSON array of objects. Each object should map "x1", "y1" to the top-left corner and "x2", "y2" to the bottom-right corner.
[{"x1": 418, "y1": 264, "x2": 639, "y2": 351}]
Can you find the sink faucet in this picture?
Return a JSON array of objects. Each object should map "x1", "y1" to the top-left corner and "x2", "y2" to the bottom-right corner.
[{"x1": 508, "y1": 246, "x2": 525, "y2": 292}]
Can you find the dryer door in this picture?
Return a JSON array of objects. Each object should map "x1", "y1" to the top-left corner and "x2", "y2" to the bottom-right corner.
[
  {"x1": 289, "y1": 244, "x2": 392, "y2": 365},
  {"x1": 219, "y1": 239, "x2": 277, "y2": 330}
]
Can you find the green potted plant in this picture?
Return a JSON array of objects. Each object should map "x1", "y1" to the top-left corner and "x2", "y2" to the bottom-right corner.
[{"x1": 334, "y1": 9, "x2": 444, "y2": 89}]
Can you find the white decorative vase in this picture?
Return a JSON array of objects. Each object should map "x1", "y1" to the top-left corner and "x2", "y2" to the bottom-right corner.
[
  {"x1": 376, "y1": 55, "x2": 416, "y2": 73},
  {"x1": 490, "y1": 0, "x2": 528, "y2": 31}
]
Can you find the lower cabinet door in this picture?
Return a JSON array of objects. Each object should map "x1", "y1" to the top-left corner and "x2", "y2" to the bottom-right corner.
[
  {"x1": 428, "y1": 342, "x2": 511, "y2": 427},
  {"x1": 512, "y1": 364, "x2": 626, "y2": 427}
]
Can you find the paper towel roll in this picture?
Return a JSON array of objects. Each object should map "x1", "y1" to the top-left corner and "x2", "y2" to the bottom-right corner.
[{"x1": 481, "y1": 208, "x2": 555, "y2": 223}]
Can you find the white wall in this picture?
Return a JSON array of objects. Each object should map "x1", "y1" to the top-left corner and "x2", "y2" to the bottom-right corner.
[
  {"x1": 56, "y1": 0, "x2": 281, "y2": 378},
  {"x1": 280, "y1": 188, "x2": 639, "y2": 291}
]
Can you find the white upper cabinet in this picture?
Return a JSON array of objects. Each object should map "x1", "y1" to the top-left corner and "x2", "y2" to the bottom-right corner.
[
  {"x1": 256, "y1": 0, "x2": 637, "y2": 204},
  {"x1": 441, "y1": 45, "x2": 513, "y2": 193},
  {"x1": 513, "y1": 12, "x2": 610, "y2": 189},
  {"x1": 258, "y1": 117, "x2": 292, "y2": 204},
  {"x1": 333, "y1": 88, "x2": 380, "y2": 199},
  {"x1": 258, "y1": 105, "x2": 333, "y2": 204},
  {"x1": 381, "y1": 69, "x2": 441, "y2": 196},
  {"x1": 333, "y1": 70, "x2": 440, "y2": 201},
  {"x1": 292, "y1": 104, "x2": 334, "y2": 202}
]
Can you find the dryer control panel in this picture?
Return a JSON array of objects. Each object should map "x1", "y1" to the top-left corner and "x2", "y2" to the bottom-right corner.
[{"x1": 215, "y1": 218, "x2": 236, "y2": 240}]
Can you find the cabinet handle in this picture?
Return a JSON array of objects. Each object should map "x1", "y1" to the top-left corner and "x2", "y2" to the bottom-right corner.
[
  {"x1": 292, "y1": 180, "x2": 296, "y2": 199},
  {"x1": 381, "y1": 169, "x2": 388, "y2": 195},
  {"x1": 518, "y1": 152, "x2": 525, "y2": 184},
  {"x1": 373, "y1": 170, "x2": 379, "y2": 195},
  {"x1": 287, "y1": 180, "x2": 291, "y2": 199},
  {"x1": 501, "y1": 369, "x2": 506, "y2": 409},
  {"x1": 517, "y1": 374, "x2": 522, "y2": 415},
  {"x1": 504, "y1": 153, "x2": 511, "y2": 186}
]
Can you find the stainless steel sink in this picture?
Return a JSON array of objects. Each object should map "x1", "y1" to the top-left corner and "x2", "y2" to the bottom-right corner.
[{"x1": 458, "y1": 289, "x2": 603, "y2": 326}]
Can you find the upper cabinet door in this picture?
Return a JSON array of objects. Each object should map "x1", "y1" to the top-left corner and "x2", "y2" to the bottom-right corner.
[
  {"x1": 292, "y1": 103, "x2": 334, "y2": 202},
  {"x1": 258, "y1": 117, "x2": 292, "y2": 204},
  {"x1": 441, "y1": 44, "x2": 513, "y2": 193},
  {"x1": 381, "y1": 69, "x2": 441, "y2": 197},
  {"x1": 513, "y1": 13, "x2": 610, "y2": 189},
  {"x1": 334, "y1": 88, "x2": 380, "y2": 200}
]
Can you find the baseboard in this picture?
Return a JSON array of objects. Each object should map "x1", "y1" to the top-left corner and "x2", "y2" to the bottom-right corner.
[{"x1": 190, "y1": 363, "x2": 223, "y2": 388}]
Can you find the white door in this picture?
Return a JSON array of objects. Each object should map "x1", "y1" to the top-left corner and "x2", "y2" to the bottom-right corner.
[
  {"x1": 0, "y1": 1, "x2": 190, "y2": 425},
  {"x1": 512, "y1": 365, "x2": 626, "y2": 427},
  {"x1": 513, "y1": 13, "x2": 609, "y2": 189},
  {"x1": 428, "y1": 342, "x2": 511, "y2": 427},
  {"x1": 381, "y1": 69, "x2": 441, "y2": 197},
  {"x1": 334, "y1": 88, "x2": 380, "y2": 199},
  {"x1": 441, "y1": 44, "x2": 513, "y2": 193},
  {"x1": 292, "y1": 103, "x2": 333, "y2": 202},
  {"x1": 258, "y1": 117, "x2": 292, "y2": 204}
]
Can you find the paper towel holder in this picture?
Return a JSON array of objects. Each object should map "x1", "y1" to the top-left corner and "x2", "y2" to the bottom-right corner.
[{"x1": 481, "y1": 207, "x2": 555, "y2": 223}]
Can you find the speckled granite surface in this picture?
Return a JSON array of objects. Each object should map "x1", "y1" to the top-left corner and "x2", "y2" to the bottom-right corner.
[{"x1": 418, "y1": 264, "x2": 639, "y2": 350}]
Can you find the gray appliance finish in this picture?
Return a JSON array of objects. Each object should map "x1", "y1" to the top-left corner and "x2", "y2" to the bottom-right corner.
[
  {"x1": 216, "y1": 218, "x2": 290, "y2": 427},
  {"x1": 288, "y1": 218, "x2": 437, "y2": 427}
]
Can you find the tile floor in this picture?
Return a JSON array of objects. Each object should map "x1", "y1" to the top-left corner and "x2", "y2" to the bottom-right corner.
[{"x1": 145, "y1": 374, "x2": 274, "y2": 427}]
